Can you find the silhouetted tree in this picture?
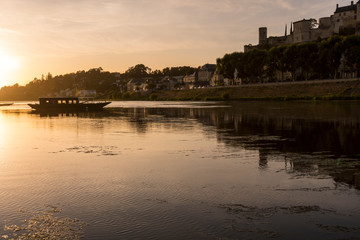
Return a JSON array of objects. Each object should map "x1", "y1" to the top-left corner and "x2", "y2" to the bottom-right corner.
[
  {"x1": 268, "y1": 45, "x2": 287, "y2": 81},
  {"x1": 342, "y1": 35, "x2": 360, "y2": 77},
  {"x1": 124, "y1": 64, "x2": 151, "y2": 78}
]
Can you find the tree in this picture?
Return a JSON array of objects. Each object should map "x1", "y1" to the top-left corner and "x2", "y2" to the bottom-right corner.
[
  {"x1": 146, "y1": 83, "x2": 156, "y2": 91},
  {"x1": 124, "y1": 64, "x2": 151, "y2": 78},
  {"x1": 296, "y1": 43, "x2": 318, "y2": 80},
  {"x1": 318, "y1": 36, "x2": 343, "y2": 79},
  {"x1": 216, "y1": 52, "x2": 245, "y2": 84},
  {"x1": 283, "y1": 44, "x2": 299, "y2": 81},
  {"x1": 342, "y1": 35, "x2": 360, "y2": 77},
  {"x1": 268, "y1": 45, "x2": 287, "y2": 81},
  {"x1": 161, "y1": 66, "x2": 196, "y2": 76},
  {"x1": 243, "y1": 49, "x2": 268, "y2": 83}
]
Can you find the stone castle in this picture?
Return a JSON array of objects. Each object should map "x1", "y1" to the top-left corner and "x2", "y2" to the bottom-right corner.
[{"x1": 245, "y1": 1, "x2": 360, "y2": 51}]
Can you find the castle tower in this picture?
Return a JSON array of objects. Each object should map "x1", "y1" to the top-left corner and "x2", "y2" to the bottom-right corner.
[{"x1": 259, "y1": 27, "x2": 267, "y2": 45}]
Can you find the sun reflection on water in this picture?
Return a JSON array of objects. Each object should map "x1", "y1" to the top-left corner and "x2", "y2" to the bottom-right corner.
[{"x1": 0, "y1": 113, "x2": 7, "y2": 148}]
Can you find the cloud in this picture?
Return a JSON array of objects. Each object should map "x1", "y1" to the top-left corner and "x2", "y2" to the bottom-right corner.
[
  {"x1": 275, "y1": 0, "x2": 294, "y2": 10},
  {"x1": 0, "y1": 28, "x2": 24, "y2": 36}
]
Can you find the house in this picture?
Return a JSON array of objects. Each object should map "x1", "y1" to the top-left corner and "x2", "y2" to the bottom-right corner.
[
  {"x1": 173, "y1": 76, "x2": 185, "y2": 86},
  {"x1": 127, "y1": 78, "x2": 146, "y2": 92},
  {"x1": 188, "y1": 81, "x2": 209, "y2": 90},
  {"x1": 114, "y1": 80, "x2": 127, "y2": 93},
  {"x1": 210, "y1": 73, "x2": 224, "y2": 86},
  {"x1": 198, "y1": 64, "x2": 216, "y2": 83},
  {"x1": 183, "y1": 64, "x2": 216, "y2": 88},
  {"x1": 183, "y1": 72, "x2": 197, "y2": 84},
  {"x1": 161, "y1": 76, "x2": 183, "y2": 90}
]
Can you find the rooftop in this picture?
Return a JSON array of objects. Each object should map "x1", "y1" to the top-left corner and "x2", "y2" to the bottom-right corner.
[{"x1": 334, "y1": 2, "x2": 358, "y2": 13}]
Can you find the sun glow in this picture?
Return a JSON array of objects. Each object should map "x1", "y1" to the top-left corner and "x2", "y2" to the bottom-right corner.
[{"x1": 0, "y1": 52, "x2": 20, "y2": 88}]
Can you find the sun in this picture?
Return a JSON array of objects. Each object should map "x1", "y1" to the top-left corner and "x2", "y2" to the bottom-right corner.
[{"x1": 0, "y1": 53, "x2": 20, "y2": 88}]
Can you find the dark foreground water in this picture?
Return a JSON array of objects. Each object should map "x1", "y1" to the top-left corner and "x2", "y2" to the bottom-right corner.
[{"x1": 0, "y1": 101, "x2": 360, "y2": 239}]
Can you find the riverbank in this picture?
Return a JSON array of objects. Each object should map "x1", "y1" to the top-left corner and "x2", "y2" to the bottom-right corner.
[{"x1": 115, "y1": 78, "x2": 360, "y2": 101}]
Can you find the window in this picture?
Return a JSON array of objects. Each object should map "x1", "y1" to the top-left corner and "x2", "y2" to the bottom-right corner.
[{"x1": 58, "y1": 100, "x2": 62, "y2": 104}]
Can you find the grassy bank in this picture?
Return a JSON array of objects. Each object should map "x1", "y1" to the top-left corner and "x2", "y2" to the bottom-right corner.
[{"x1": 108, "y1": 79, "x2": 360, "y2": 101}]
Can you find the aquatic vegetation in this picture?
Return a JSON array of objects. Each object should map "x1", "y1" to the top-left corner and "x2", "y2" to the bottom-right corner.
[
  {"x1": 50, "y1": 145, "x2": 120, "y2": 156},
  {"x1": 2, "y1": 205, "x2": 87, "y2": 240}
]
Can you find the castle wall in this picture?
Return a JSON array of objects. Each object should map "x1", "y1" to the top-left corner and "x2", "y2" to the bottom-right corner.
[
  {"x1": 245, "y1": 1, "x2": 360, "y2": 50},
  {"x1": 341, "y1": 14, "x2": 357, "y2": 29},
  {"x1": 319, "y1": 17, "x2": 332, "y2": 29},
  {"x1": 311, "y1": 28, "x2": 332, "y2": 40},
  {"x1": 293, "y1": 20, "x2": 313, "y2": 43},
  {"x1": 267, "y1": 36, "x2": 287, "y2": 46}
]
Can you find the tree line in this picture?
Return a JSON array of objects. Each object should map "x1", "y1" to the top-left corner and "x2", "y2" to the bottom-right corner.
[
  {"x1": 0, "y1": 65, "x2": 196, "y2": 100},
  {"x1": 216, "y1": 35, "x2": 360, "y2": 84}
]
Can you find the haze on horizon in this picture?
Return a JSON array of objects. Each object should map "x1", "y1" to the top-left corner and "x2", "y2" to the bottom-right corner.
[{"x1": 0, "y1": 0, "x2": 348, "y2": 88}]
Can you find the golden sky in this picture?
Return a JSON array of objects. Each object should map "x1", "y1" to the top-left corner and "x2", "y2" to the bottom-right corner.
[{"x1": 0, "y1": 0, "x2": 347, "y2": 88}]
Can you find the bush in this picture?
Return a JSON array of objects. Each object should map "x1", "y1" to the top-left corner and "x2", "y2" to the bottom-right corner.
[
  {"x1": 122, "y1": 92, "x2": 131, "y2": 99},
  {"x1": 221, "y1": 92, "x2": 230, "y2": 100},
  {"x1": 149, "y1": 93, "x2": 158, "y2": 101}
]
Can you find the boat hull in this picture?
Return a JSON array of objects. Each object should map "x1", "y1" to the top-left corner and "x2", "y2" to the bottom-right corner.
[
  {"x1": 28, "y1": 102, "x2": 111, "y2": 112},
  {"x1": 0, "y1": 103, "x2": 13, "y2": 107}
]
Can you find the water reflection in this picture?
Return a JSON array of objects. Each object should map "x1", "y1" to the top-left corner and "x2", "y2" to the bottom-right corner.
[
  {"x1": 17, "y1": 101, "x2": 360, "y2": 189},
  {"x1": 1, "y1": 101, "x2": 360, "y2": 239},
  {"x1": 3, "y1": 102, "x2": 360, "y2": 190},
  {"x1": 0, "y1": 114, "x2": 8, "y2": 150}
]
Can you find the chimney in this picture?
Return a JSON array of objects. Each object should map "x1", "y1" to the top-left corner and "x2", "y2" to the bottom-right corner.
[
  {"x1": 351, "y1": 1, "x2": 354, "y2": 5},
  {"x1": 336, "y1": 4, "x2": 339, "y2": 9}
]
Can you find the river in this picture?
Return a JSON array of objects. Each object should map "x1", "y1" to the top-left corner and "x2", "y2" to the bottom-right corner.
[{"x1": 0, "y1": 101, "x2": 359, "y2": 239}]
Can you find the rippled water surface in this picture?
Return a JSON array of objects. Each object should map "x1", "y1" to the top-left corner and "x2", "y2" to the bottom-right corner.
[{"x1": 0, "y1": 101, "x2": 360, "y2": 239}]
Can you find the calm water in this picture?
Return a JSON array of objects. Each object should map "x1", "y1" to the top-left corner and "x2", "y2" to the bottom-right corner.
[{"x1": 0, "y1": 101, "x2": 360, "y2": 239}]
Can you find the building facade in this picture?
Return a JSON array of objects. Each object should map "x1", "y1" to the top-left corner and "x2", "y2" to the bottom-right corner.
[{"x1": 198, "y1": 64, "x2": 216, "y2": 82}]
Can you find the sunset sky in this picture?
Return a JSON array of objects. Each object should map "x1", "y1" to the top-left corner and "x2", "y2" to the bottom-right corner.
[{"x1": 0, "y1": 0, "x2": 350, "y2": 87}]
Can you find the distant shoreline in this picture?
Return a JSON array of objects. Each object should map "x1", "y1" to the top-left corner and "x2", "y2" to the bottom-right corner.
[
  {"x1": 104, "y1": 78, "x2": 360, "y2": 101},
  {"x1": 1, "y1": 78, "x2": 360, "y2": 102}
]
